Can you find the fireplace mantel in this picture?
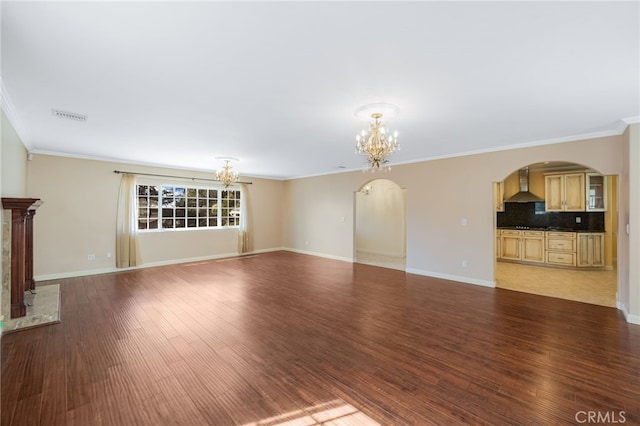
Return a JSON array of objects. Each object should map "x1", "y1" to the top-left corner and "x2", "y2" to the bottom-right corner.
[{"x1": 2, "y1": 197, "x2": 42, "y2": 318}]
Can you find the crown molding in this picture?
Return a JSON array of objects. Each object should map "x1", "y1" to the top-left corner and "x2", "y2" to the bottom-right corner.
[
  {"x1": 366, "y1": 124, "x2": 634, "y2": 173},
  {"x1": 27, "y1": 149, "x2": 287, "y2": 181},
  {"x1": 0, "y1": 79, "x2": 31, "y2": 149},
  {"x1": 289, "y1": 119, "x2": 636, "y2": 180}
]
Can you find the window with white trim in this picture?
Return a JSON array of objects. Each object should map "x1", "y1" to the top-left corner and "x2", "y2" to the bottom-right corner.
[{"x1": 137, "y1": 184, "x2": 241, "y2": 231}]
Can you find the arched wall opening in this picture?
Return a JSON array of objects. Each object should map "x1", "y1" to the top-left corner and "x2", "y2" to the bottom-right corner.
[
  {"x1": 493, "y1": 161, "x2": 618, "y2": 307},
  {"x1": 354, "y1": 179, "x2": 406, "y2": 271}
]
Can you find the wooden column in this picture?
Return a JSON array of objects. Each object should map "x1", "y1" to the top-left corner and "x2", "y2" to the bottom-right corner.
[
  {"x1": 2, "y1": 198, "x2": 42, "y2": 318},
  {"x1": 25, "y1": 210, "x2": 37, "y2": 291}
]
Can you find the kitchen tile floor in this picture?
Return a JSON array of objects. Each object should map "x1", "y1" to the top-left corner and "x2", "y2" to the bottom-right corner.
[
  {"x1": 355, "y1": 251, "x2": 406, "y2": 271},
  {"x1": 495, "y1": 261, "x2": 617, "y2": 307},
  {"x1": 355, "y1": 254, "x2": 617, "y2": 308}
]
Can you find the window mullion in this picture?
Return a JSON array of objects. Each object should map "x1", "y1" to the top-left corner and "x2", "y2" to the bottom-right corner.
[
  {"x1": 136, "y1": 183, "x2": 239, "y2": 231},
  {"x1": 159, "y1": 186, "x2": 164, "y2": 230}
]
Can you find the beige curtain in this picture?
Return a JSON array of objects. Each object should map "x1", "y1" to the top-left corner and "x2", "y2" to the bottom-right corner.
[
  {"x1": 116, "y1": 174, "x2": 141, "y2": 267},
  {"x1": 238, "y1": 183, "x2": 253, "y2": 253}
]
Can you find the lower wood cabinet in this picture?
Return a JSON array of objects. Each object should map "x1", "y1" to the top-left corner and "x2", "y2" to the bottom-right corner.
[
  {"x1": 545, "y1": 231, "x2": 576, "y2": 267},
  {"x1": 521, "y1": 231, "x2": 545, "y2": 263},
  {"x1": 500, "y1": 230, "x2": 521, "y2": 260},
  {"x1": 546, "y1": 251, "x2": 576, "y2": 267},
  {"x1": 498, "y1": 229, "x2": 605, "y2": 269},
  {"x1": 499, "y1": 230, "x2": 545, "y2": 263},
  {"x1": 577, "y1": 233, "x2": 605, "y2": 267}
]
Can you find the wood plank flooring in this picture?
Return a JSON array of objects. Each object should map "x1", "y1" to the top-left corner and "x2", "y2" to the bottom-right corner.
[{"x1": 2, "y1": 251, "x2": 639, "y2": 425}]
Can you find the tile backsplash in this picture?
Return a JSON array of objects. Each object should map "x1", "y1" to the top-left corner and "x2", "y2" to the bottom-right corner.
[{"x1": 496, "y1": 202, "x2": 604, "y2": 231}]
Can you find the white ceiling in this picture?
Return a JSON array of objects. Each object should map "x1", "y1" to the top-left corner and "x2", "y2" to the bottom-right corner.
[{"x1": 2, "y1": 1, "x2": 639, "y2": 179}]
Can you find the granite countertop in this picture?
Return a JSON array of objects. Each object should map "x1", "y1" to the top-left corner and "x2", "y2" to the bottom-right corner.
[{"x1": 497, "y1": 227, "x2": 605, "y2": 232}]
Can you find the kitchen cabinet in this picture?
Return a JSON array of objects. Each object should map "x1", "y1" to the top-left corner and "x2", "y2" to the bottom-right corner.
[
  {"x1": 498, "y1": 229, "x2": 606, "y2": 269},
  {"x1": 500, "y1": 230, "x2": 521, "y2": 260},
  {"x1": 545, "y1": 173, "x2": 585, "y2": 212},
  {"x1": 586, "y1": 173, "x2": 607, "y2": 212},
  {"x1": 494, "y1": 181, "x2": 504, "y2": 212},
  {"x1": 577, "y1": 232, "x2": 605, "y2": 267},
  {"x1": 546, "y1": 231, "x2": 576, "y2": 267},
  {"x1": 499, "y1": 230, "x2": 545, "y2": 263},
  {"x1": 521, "y1": 230, "x2": 545, "y2": 263}
]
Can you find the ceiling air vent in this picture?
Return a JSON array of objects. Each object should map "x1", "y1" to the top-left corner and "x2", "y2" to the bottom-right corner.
[{"x1": 52, "y1": 109, "x2": 87, "y2": 122}]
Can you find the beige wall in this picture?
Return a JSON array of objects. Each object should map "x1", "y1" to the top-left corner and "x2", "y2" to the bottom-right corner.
[
  {"x1": 355, "y1": 179, "x2": 405, "y2": 257},
  {"x1": 283, "y1": 171, "x2": 359, "y2": 261},
  {"x1": 1, "y1": 110, "x2": 29, "y2": 325},
  {"x1": 283, "y1": 134, "x2": 627, "y2": 289},
  {"x1": 27, "y1": 154, "x2": 284, "y2": 278},
  {"x1": 625, "y1": 124, "x2": 639, "y2": 321},
  {"x1": 1, "y1": 110, "x2": 27, "y2": 197},
  {"x1": 618, "y1": 128, "x2": 630, "y2": 317},
  {"x1": 604, "y1": 175, "x2": 618, "y2": 268}
]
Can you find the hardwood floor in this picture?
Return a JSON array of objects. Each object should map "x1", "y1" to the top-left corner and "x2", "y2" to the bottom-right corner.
[{"x1": 2, "y1": 251, "x2": 639, "y2": 425}]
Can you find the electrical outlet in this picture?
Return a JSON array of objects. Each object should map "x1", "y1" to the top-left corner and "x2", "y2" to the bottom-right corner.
[
  {"x1": 106, "y1": 252, "x2": 112, "y2": 258},
  {"x1": 576, "y1": 217, "x2": 582, "y2": 223},
  {"x1": 87, "y1": 254, "x2": 96, "y2": 261},
  {"x1": 462, "y1": 260, "x2": 468, "y2": 268}
]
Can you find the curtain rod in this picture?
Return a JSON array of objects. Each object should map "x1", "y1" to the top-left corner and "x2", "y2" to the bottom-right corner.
[{"x1": 113, "y1": 170, "x2": 252, "y2": 185}]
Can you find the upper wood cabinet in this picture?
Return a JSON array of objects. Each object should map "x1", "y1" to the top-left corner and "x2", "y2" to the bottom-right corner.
[
  {"x1": 544, "y1": 173, "x2": 585, "y2": 212},
  {"x1": 585, "y1": 173, "x2": 607, "y2": 212},
  {"x1": 494, "y1": 181, "x2": 504, "y2": 212}
]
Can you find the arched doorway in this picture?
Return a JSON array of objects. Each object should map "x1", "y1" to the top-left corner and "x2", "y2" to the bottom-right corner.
[
  {"x1": 354, "y1": 179, "x2": 406, "y2": 271},
  {"x1": 493, "y1": 161, "x2": 618, "y2": 307}
]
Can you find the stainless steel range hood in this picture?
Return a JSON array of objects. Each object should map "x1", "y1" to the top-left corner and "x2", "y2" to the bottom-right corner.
[{"x1": 504, "y1": 168, "x2": 544, "y2": 203}]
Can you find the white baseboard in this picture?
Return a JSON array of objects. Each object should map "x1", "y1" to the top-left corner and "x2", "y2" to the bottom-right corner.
[
  {"x1": 355, "y1": 248, "x2": 406, "y2": 258},
  {"x1": 405, "y1": 268, "x2": 496, "y2": 288},
  {"x1": 35, "y1": 267, "x2": 121, "y2": 282},
  {"x1": 628, "y1": 315, "x2": 640, "y2": 325},
  {"x1": 34, "y1": 248, "x2": 285, "y2": 281},
  {"x1": 618, "y1": 302, "x2": 640, "y2": 325},
  {"x1": 283, "y1": 247, "x2": 354, "y2": 264}
]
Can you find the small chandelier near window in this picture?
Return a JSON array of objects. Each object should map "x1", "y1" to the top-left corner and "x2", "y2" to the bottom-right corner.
[
  {"x1": 215, "y1": 157, "x2": 239, "y2": 187},
  {"x1": 354, "y1": 103, "x2": 400, "y2": 171}
]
